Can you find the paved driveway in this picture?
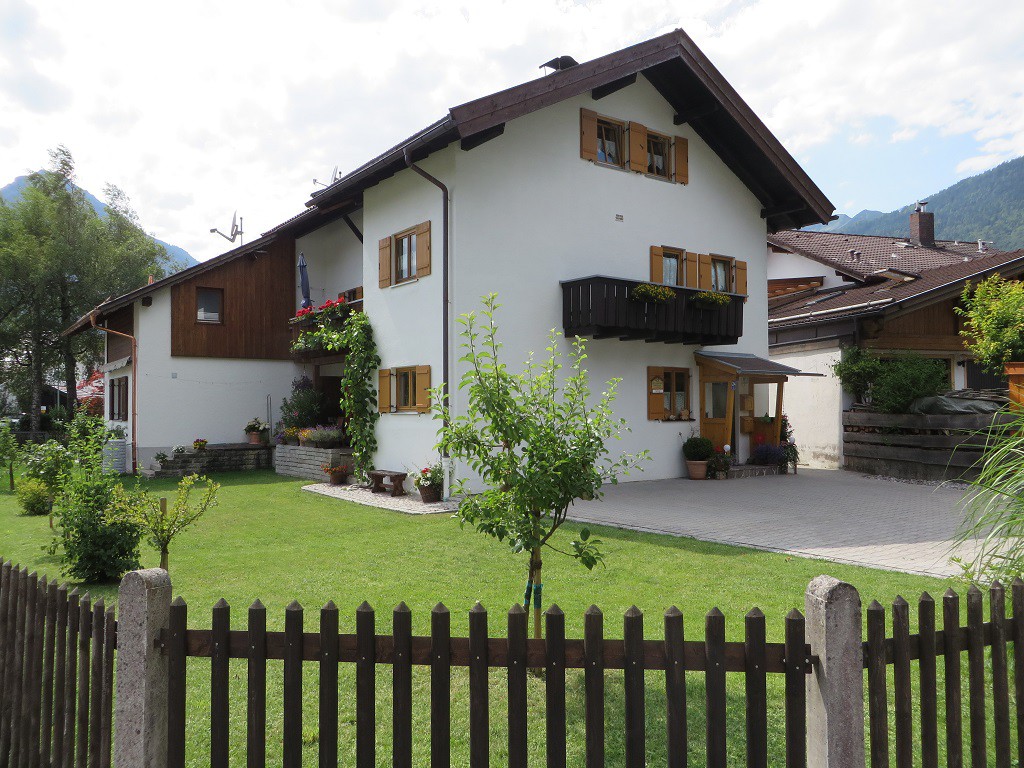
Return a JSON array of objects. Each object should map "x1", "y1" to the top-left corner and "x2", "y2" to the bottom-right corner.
[{"x1": 569, "y1": 469, "x2": 976, "y2": 577}]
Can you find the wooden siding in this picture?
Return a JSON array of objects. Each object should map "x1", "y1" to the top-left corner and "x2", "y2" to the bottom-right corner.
[
  {"x1": 105, "y1": 306, "x2": 134, "y2": 362},
  {"x1": 170, "y1": 237, "x2": 295, "y2": 359},
  {"x1": 864, "y1": 298, "x2": 968, "y2": 353}
]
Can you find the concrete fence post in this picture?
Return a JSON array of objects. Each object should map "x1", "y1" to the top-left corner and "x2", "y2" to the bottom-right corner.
[
  {"x1": 805, "y1": 575, "x2": 865, "y2": 767},
  {"x1": 115, "y1": 568, "x2": 172, "y2": 768}
]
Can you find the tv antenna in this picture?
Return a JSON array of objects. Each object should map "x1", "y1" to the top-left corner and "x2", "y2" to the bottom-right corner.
[
  {"x1": 210, "y1": 211, "x2": 243, "y2": 244},
  {"x1": 313, "y1": 165, "x2": 341, "y2": 189}
]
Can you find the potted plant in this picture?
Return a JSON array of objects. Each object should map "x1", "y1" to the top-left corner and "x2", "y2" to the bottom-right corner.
[
  {"x1": 244, "y1": 417, "x2": 268, "y2": 445},
  {"x1": 413, "y1": 461, "x2": 444, "y2": 503},
  {"x1": 681, "y1": 434, "x2": 713, "y2": 479},
  {"x1": 707, "y1": 449, "x2": 732, "y2": 480},
  {"x1": 322, "y1": 462, "x2": 349, "y2": 485},
  {"x1": 192, "y1": 438, "x2": 208, "y2": 451},
  {"x1": 629, "y1": 283, "x2": 677, "y2": 304},
  {"x1": 283, "y1": 426, "x2": 301, "y2": 445}
]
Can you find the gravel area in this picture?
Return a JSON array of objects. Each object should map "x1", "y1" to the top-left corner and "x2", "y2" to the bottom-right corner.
[{"x1": 302, "y1": 483, "x2": 456, "y2": 515}]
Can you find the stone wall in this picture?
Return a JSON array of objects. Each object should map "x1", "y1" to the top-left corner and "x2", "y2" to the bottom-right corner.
[
  {"x1": 274, "y1": 444, "x2": 354, "y2": 482},
  {"x1": 152, "y1": 444, "x2": 273, "y2": 478}
]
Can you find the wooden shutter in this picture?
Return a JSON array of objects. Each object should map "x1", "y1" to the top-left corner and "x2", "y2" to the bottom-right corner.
[
  {"x1": 580, "y1": 109, "x2": 599, "y2": 161},
  {"x1": 647, "y1": 366, "x2": 665, "y2": 421},
  {"x1": 377, "y1": 369, "x2": 392, "y2": 413},
  {"x1": 378, "y1": 237, "x2": 392, "y2": 288},
  {"x1": 735, "y1": 260, "x2": 748, "y2": 297},
  {"x1": 649, "y1": 246, "x2": 664, "y2": 283},
  {"x1": 120, "y1": 378, "x2": 128, "y2": 421},
  {"x1": 415, "y1": 221, "x2": 431, "y2": 278},
  {"x1": 415, "y1": 365, "x2": 432, "y2": 413},
  {"x1": 628, "y1": 122, "x2": 647, "y2": 173},
  {"x1": 684, "y1": 251, "x2": 698, "y2": 288},
  {"x1": 698, "y1": 253, "x2": 713, "y2": 289},
  {"x1": 673, "y1": 136, "x2": 689, "y2": 184}
]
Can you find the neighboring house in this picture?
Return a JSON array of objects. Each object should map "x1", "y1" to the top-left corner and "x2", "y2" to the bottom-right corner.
[
  {"x1": 767, "y1": 205, "x2": 1024, "y2": 468},
  {"x1": 66, "y1": 29, "x2": 834, "y2": 480}
]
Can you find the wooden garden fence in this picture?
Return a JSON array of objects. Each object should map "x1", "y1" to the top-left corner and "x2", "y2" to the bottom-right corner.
[
  {"x1": 2, "y1": 559, "x2": 1024, "y2": 767},
  {"x1": 0, "y1": 560, "x2": 115, "y2": 768}
]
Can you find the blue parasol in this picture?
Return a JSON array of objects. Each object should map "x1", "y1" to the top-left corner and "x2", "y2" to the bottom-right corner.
[{"x1": 297, "y1": 251, "x2": 312, "y2": 309}]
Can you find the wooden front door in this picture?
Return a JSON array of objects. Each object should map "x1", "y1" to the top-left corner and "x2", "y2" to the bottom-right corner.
[{"x1": 698, "y1": 366, "x2": 735, "y2": 451}]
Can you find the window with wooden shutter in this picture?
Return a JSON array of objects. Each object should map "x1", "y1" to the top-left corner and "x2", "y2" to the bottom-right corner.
[
  {"x1": 377, "y1": 369, "x2": 392, "y2": 413},
  {"x1": 109, "y1": 376, "x2": 129, "y2": 421},
  {"x1": 628, "y1": 122, "x2": 647, "y2": 173},
  {"x1": 711, "y1": 256, "x2": 734, "y2": 292},
  {"x1": 580, "y1": 109, "x2": 599, "y2": 162},
  {"x1": 415, "y1": 221, "x2": 431, "y2": 278},
  {"x1": 734, "y1": 260, "x2": 748, "y2": 297},
  {"x1": 673, "y1": 136, "x2": 689, "y2": 184},
  {"x1": 662, "y1": 248, "x2": 684, "y2": 286},
  {"x1": 415, "y1": 365, "x2": 431, "y2": 413},
  {"x1": 647, "y1": 367, "x2": 690, "y2": 421},
  {"x1": 646, "y1": 131, "x2": 671, "y2": 179},
  {"x1": 649, "y1": 246, "x2": 664, "y2": 283},
  {"x1": 378, "y1": 238, "x2": 392, "y2": 288},
  {"x1": 698, "y1": 253, "x2": 713, "y2": 289}
]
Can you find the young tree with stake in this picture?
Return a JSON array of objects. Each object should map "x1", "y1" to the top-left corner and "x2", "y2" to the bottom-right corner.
[{"x1": 437, "y1": 295, "x2": 647, "y2": 638}]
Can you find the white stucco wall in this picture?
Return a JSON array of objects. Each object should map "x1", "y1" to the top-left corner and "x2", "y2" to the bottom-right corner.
[
  {"x1": 362, "y1": 76, "x2": 771, "y2": 481},
  {"x1": 767, "y1": 247, "x2": 850, "y2": 290},
  {"x1": 769, "y1": 343, "x2": 846, "y2": 468},
  {"x1": 295, "y1": 213, "x2": 363, "y2": 310},
  {"x1": 128, "y1": 291, "x2": 299, "y2": 467}
]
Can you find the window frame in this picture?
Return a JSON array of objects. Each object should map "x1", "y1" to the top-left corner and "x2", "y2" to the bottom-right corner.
[
  {"x1": 392, "y1": 228, "x2": 418, "y2": 285},
  {"x1": 662, "y1": 248, "x2": 684, "y2": 287},
  {"x1": 596, "y1": 117, "x2": 626, "y2": 168},
  {"x1": 646, "y1": 130, "x2": 672, "y2": 180},
  {"x1": 109, "y1": 376, "x2": 129, "y2": 422},
  {"x1": 196, "y1": 286, "x2": 224, "y2": 325},
  {"x1": 648, "y1": 366, "x2": 691, "y2": 421},
  {"x1": 394, "y1": 366, "x2": 418, "y2": 412},
  {"x1": 710, "y1": 255, "x2": 734, "y2": 293}
]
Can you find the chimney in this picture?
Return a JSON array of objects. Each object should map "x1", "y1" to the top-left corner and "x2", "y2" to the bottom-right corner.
[{"x1": 909, "y1": 201, "x2": 934, "y2": 247}]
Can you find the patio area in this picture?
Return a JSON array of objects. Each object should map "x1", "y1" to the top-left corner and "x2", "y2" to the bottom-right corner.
[{"x1": 569, "y1": 469, "x2": 976, "y2": 577}]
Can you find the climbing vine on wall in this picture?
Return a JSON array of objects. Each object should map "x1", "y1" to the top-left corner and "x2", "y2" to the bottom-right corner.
[{"x1": 334, "y1": 313, "x2": 380, "y2": 480}]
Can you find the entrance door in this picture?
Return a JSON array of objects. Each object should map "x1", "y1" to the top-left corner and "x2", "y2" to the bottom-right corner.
[{"x1": 699, "y1": 368, "x2": 735, "y2": 450}]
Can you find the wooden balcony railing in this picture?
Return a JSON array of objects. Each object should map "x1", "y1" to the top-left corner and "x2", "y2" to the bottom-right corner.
[{"x1": 561, "y1": 276, "x2": 744, "y2": 345}]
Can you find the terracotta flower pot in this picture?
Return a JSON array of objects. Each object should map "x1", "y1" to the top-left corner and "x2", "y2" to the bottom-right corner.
[
  {"x1": 418, "y1": 485, "x2": 442, "y2": 503},
  {"x1": 328, "y1": 471, "x2": 347, "y2": 486},
  {"x1": 685, "y1": 460, "x2": 708, "y2": 480},
  {"x1": 247, "y1": 432, "x2": 262, "y2": 445}
]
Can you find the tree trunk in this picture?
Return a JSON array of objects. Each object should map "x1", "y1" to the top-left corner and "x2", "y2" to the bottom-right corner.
[
  {"x1": 160, "y1": 548, "x2": 169, "y2": 571},
  {"x1": 59, "y1": 284, "x2": 77, "y2": 414},
  {"x1": 530, "y1": 547, "x2": 542, "y2": 640},
  {"x1": 29, "y1": 347, "x2": 43, "y2": 433},
  {"x1": 8, "y1": 461, "x2": 13, "y2": 491}
]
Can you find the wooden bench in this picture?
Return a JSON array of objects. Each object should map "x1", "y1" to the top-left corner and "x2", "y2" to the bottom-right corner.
[{"x1": 367, "y1": 470, "x2": 408, "y2": 497}]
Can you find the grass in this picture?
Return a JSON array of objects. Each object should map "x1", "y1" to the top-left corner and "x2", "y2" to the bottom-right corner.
[{"x1": 0, "y1": 470, "x2": 968, "y2": 766}]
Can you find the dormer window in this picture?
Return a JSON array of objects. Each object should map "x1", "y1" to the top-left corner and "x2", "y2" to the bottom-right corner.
[{"x1": 196, "y1": 287, "x2": 223, "y2": 324}]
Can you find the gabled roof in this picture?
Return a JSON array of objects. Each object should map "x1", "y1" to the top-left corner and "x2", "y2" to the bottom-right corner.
[
  {"x1": 308, "y1": 29, "x2": 834, "y2": 231},
  {"x1": 769, "y1": 249, "x2": 1024, "y2": 328},
  {"x1": 769, "y1": 229, "x2": 1006, "y2": 282}
]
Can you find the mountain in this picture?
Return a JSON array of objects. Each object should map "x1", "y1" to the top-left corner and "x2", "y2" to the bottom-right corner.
[
  {"x1": 806, "y1": 157, "x2": 1024, "y2": 250},
  {"x1": 0, "y1": 174, "x2": 198, "y2": 268}
]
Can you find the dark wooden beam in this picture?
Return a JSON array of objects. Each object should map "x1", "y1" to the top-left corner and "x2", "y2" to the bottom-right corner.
[
  {"x1": 673, "y1": 102, "x2": 719, "y2": 125},
  {"x1": 342, "y1": 214, "x2": 363, "y2": 244},
  {"x1": 761, "y1": 201, "x2": 807, "y2": 220},
  {"x1": 460, "y1": 123, "x2": 505, "y2": 152},
  {"x1": 591, "y1": 74, "x2": 637, "y2": 100}
]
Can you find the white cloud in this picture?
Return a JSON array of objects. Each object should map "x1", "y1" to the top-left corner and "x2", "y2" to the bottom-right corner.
[{"x1": 1, "y1": 0, "x2": 1022, "y2": 259}]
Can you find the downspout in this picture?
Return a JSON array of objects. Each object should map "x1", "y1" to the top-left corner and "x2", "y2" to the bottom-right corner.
[
  {"x1": 403, "y1": 148, "x2": 450, "y2": 455},
  {"x1": 90, "y1": 313, "x2": 139, "y2": 473}
]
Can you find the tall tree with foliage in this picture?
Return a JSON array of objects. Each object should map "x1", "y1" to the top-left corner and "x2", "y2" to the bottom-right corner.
[
  {"x1": 0, "y1": 146, "x2": 171, "y2": 427},
  {"x1": 437, "y1": 295, "x2": 648, "y2": 638},
  {"x1": 956, "y1": 274, "x2": 1024, "y2": 375}
]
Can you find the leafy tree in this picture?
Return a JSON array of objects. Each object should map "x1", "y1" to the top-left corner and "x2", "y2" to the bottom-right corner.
[
  {"x1": 830, "y1": 346, "x2": 882, "y2": 403},
  {"x1": 109, "y1": 474, "x2": 219, "y2": 572},
  {"x1": 956, "y1": 274, "x2": 1024, "y2": 375},
  {"x1": 0, "y1": 423, "x2": 19, "y2": 490},
  {"x1": 437, "y1": 295, "x2": 647, "y2": 638}
]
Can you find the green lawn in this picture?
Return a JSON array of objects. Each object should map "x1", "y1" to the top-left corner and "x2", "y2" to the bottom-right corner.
[{"x1": 0, "y1": 470, "x2": 964, "y2": 766}]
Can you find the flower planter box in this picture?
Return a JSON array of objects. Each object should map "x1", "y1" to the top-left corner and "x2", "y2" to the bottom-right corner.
[{"x1": 275, "y1": 444, "x2": 354, "y2": 482}]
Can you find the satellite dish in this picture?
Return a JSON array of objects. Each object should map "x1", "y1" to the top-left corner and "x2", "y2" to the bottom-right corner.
[
  {"x1": 210, "y1": 211, "x2": 244, "y2": 244},
  {"x1": 313, "y1": 164, "x2": 342, "y2": 189}
]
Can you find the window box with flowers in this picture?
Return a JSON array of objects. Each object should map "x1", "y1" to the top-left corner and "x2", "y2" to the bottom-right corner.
[
  {"x1": 289, "y1": 297, "x2": 352, "y2": 360},
  {"x1": 413, "y1": 461, "x2": 444, "y2": 503}
]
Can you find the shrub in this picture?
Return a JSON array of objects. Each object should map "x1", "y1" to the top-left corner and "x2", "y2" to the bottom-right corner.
[
  {"x1": 871, "y1": 355, "x2": 949, "y2": 414},
  {"x1": 956, "y1": 274, "x2": 1024, "y2": 374},
  {"x1": 17, "y1": 478, "x2": 51, "y2": 516},
  {"x1": 749, "y1": 444, "x2": 787, "y2": 466},
  {"x1": 706, "y1": 451, "x2": 732, "y2": 474},
  {"x1": 23, "y1": 440, "x2": 72, "y2": 498},
  {"x1": 682, "y1": 435, "x2": 714, "y2": 461},
  {"x1": 54, "y1": 472, "x2": 142, "y2": 582},
  {"x1": 280, "y1": 381, "x2": 327, "y2": 429},
  {"x1": 831, "y1": 346, "x2": 882, "y2": 403}
]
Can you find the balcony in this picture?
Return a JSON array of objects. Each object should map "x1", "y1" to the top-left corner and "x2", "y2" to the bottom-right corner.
[{"x1": 561, "y1": 276, "x2": 743, "y2": 345}]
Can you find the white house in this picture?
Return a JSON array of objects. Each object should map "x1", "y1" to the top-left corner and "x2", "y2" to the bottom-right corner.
[{"x1": 67, "y1": 29, "x2": 834, "y2": 483}]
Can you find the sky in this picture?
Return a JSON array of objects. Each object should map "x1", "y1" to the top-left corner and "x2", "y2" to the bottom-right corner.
[{"x1": 2, "y1": 0, "x2": 1023, "y2": 262}]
